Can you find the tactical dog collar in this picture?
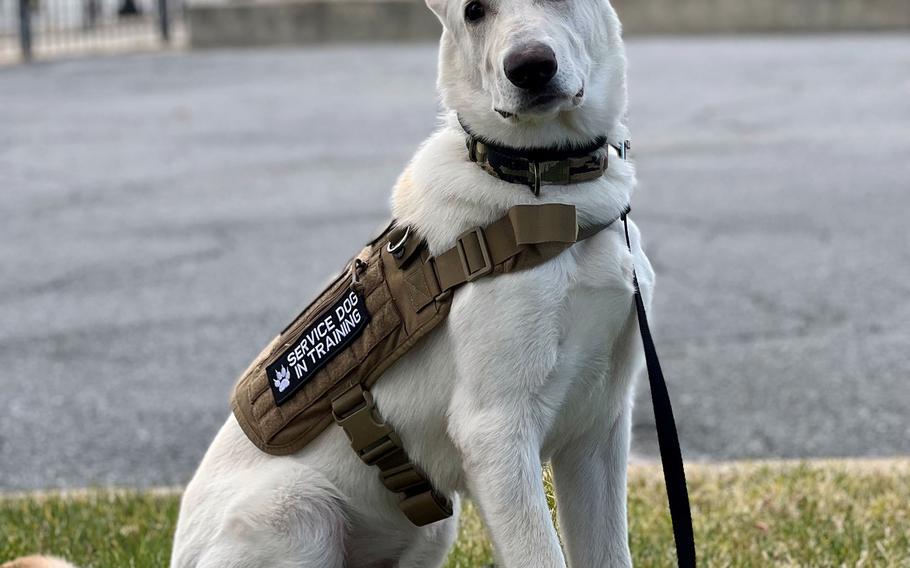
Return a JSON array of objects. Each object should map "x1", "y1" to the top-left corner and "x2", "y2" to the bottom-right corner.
[{"x1": 459, "y1": 116, "x2": 630, "y2": 195}]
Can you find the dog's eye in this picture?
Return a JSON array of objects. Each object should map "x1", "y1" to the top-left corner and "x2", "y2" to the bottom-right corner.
[{"x1": 464, "y1": 0, "x2": 486, "y2": 22}]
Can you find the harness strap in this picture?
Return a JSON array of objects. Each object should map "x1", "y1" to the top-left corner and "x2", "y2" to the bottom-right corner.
[
  {"x1": 430, "y1": 203, "x2": 623, "y2": 292},
  {"x1": 331, "y1": 384, "x2": 453, "y2": 526},
  {"x1": 622, "y1": 212, "x2": 697, "y2": 568}
]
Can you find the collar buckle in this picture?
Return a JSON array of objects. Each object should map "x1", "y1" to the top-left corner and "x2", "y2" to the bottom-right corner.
[
  {"x1": 468, "y1": 137, "x2": 487, "y2": 163},
  {"x1": 468, "y1": 137, "x2": 478, "y2": 162},
  {"x1": 529, "y1": 162, "x2": 541, "y2": 196}
]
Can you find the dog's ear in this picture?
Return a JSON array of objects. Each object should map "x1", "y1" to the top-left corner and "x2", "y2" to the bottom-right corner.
[{"x1": 424, "y1": 0, "x2": 446, "y2": 24}]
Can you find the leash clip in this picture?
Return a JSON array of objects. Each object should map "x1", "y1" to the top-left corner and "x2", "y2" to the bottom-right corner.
[{"x1": 617, "y1": 140, "x2": 631, "y2": 160}]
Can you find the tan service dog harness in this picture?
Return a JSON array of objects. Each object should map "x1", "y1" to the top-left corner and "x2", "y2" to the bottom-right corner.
[
  {"x1": 231, "y1": 129, "x2": 696, "y2": 567},
  {"x1": 232, "y1": 200, "x2": 623, "y2": 524}
]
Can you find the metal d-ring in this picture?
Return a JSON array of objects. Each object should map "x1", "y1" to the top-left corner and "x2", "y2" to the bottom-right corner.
[{"x1": 386, "y1": 226, "x2": 411, "y2": 259}]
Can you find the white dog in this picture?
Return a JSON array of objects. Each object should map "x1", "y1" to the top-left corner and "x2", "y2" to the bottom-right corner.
[{"x1": 170, "y1": 0, "x2": 652, "y2": 566}]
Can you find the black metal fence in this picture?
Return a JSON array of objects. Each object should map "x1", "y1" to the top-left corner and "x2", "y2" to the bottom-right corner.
[{"x1": 0, "y1": 0, "x2": 179, "y2": 62}]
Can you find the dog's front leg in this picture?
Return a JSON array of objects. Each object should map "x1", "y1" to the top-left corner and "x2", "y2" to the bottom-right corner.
[
  {"x1": 551, "y1": 407, "x2": 633, "y2": 568},
  {"x1": 549, "y1": 304, "x2": 641, "y2": 568},
  {"x1": 451, "y1": 411, "x2": 565, "y2": 568},
  {"x1": 447, "y1": 287, "x2": 568, "y2": 568}
]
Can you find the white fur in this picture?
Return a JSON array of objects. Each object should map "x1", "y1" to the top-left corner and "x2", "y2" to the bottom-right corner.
[{"x1": 171, "y1": 0, "x2": 654, "y2": 566}]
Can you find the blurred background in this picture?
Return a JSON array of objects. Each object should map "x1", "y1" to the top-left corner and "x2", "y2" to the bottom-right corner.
[{"x1": 1, "y1": 0, "x2": 908, "y2": 492}]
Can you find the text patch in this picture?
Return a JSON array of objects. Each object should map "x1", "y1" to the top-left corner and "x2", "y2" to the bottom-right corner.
[{"x1": 267, "y1": 289, "x2": 370, "y2": 405}]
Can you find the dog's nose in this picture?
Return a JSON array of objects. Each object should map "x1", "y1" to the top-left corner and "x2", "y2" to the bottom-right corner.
[{"x1": 504, "y1": 43, "x2": 558, "y2": 91}]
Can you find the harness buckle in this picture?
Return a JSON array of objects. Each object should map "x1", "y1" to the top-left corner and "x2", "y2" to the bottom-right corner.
[
  {"x1": 332, "y1": 385, "x2": 400, "y2": 458},
  {"x1": 455, "y1": 227, "x2": 493, "y2": 282},
  {"x1": 399, "y1": 487, "x2": 454, "y2": 527}
]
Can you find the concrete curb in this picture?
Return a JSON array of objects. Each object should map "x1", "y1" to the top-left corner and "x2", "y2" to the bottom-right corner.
[
  {"x1": 612, "y1": 0, "x2": 910, "y2": 34},
  {"x1": 0, "y1": 486, "x2": 184, "y2": 502},
  {"x1": 2, "y1": 459, "x2": 908, "y2": 501},
  {"x1": 186, "y1": 0, "x2": 910, "y2": 48},
  {"x1": 187, "y1": 0, "x2": 441, "y2": 48}
]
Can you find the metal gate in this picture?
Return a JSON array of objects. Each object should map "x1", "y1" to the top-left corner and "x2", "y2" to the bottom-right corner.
[{"x1": 0, "y1": 0, "x2": 179, "y2": 63}]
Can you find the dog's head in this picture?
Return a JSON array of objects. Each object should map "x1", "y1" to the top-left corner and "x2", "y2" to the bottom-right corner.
[{"x1": 427, "y1": 0, "x2": 628, "y2": 148}]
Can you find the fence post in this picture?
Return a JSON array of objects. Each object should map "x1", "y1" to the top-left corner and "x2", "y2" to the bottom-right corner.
[
  {"x1": 18, "y1": 0, "x2": 32, "y2": 61},
  {"x1": 158, "y1": 0, "x2": 170, "y2": 43}
]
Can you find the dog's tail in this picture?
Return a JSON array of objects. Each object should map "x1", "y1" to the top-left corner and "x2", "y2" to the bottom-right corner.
[{"x1": 1, "y1": 556, "x2": 79, "y2": 568}]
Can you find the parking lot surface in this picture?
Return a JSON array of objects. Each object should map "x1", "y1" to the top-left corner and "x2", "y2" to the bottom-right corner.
[{"x1": 1, "y1": 35, "x2": 909, "y2": 490}]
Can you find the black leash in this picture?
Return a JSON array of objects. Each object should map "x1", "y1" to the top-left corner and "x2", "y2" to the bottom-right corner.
[{"x1": 623, "y1": 212, "x2": 697, "y2": 568}]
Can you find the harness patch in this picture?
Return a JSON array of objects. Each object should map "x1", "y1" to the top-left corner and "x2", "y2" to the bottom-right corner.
[{"x1": 267, "y1": 289, "x2": 370, "y2": 406}]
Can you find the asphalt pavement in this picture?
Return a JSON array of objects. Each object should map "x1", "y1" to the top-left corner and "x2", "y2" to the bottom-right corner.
[{"x1": 1, "y1": 35, "x2": 909, "y2": 491}]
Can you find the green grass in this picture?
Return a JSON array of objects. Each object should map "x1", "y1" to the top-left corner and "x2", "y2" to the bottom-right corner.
[{"x1": 2, "y1": 461, "x2": 909, "y2": 567}]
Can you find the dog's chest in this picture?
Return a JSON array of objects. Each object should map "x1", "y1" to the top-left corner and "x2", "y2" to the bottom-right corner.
[
  {"x1": 453, "y1": 222, "x2": 636, "y2": 428},
  {"x1": 542, "y1": 226, "x2": 638, "y2": 448}
]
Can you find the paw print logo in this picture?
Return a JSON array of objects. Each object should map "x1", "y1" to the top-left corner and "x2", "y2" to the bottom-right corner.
[{"x1": 273, "y1": 366, "x2": 291, "y2": 393}]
